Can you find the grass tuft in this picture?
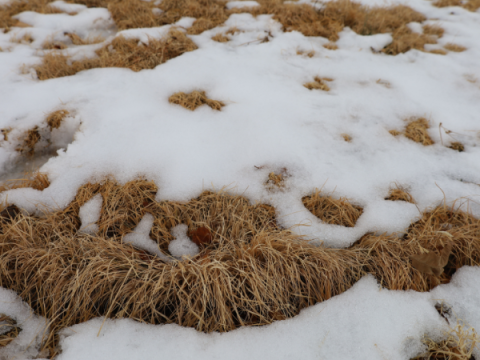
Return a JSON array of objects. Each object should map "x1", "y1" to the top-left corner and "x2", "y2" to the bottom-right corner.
[
  {"x1": 385, "y1": 185, "x2": 415, "y2": 203},
  {"x1": 304, "y1": 77, "x2": 331, "y2": 91},
  {"x1": 46, "y1": 110, "x2": 69, "y2": 131},
  {"x1": 302, "y1": 189, "x2": 363, "y2": 227},
  {"x1": 444, "y1": 43, "x2": 467, "y2": 52},
  {"x1": 0, "y1": 172, "x2": 50, "y2": 193},
  {"x1": 405, "y1": 117, "x2": 435, "y2": 146},
  {"x1": 168, "y1": 90, "x2": 224, "y2": 111},
  {"x1": 212, "y1": 33, "x2": 230, "y2": 42},
  {"x1": 16, "y1": 127, "x2": 41, "y2": 156},
  {"x1": 341, "y1": 134, "x2": 352, "y2": 142},
  {"x1": 449, "y1": 142, "x2": 465, "y2": 152},
  {"x1": 0, "y1": 0, "x2": 61, "y2": 31},
  {"x1": 33, "y1": 29, "x2": 197, "y2": 80},
  {"x1": 433, "y1": 0, "x2": 480, "y2": 12}
]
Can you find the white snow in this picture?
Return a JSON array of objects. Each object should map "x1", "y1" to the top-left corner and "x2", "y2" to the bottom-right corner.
[
  {"x1": 0, "y1": 288, "x2": 48, "y2": 360},
  {"x1": 226, "y1": 1, "x2": 260, "y2": 9},
  {"x1": 122, "y1": 213, "x2": 172, "y2": 261},
  {"x1": 78, "y1": 193, "x2": 102, "y2": 235},
  {"x1": 168, "y1": 224, "x2": 200, "y2": 258}
]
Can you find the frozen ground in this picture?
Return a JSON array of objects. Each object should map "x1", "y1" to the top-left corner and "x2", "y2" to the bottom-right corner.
[{"x1": 0, "y1": 0, "x2": 480, "y2": 358}]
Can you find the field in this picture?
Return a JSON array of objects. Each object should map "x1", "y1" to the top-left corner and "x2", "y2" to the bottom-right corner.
[{"x1": 0, "y1": 0, "x2": 480, "y2": 359}]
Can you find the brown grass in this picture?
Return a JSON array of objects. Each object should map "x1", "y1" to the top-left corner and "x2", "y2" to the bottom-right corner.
[
  {"x1": 212, "y1": 33, "x2": 230, "y2": 42},
  {"x1": 444, "y1": 43, "x2": 467, "y2": 52},
  {"x1": 423, "y1": 25, "x2": 444, "y2": 38},
  {"x1": 0, "y1": 178, "x2": 479, "y2": 354},
  {"x1": 323, "y1": 42, "x2": 338, "y2": 50},
  {"x1": 10, "y1": 32, "x2": 34, "y2": 44},
  {"x1": 296, "y1": 49, "x2": 315, "y2": 57},
  {"x1": 46, "y1": 110, "x2": 69, "y2": 131},
  {"x1": 449, "y1": 142, "x2": 465, "y2": 152},
  {"x1": 0, "y1": 315, "x2": 21, "y2": 348},
  {"x1": 385, "y1": 186, "x2": 415, "y2": 203},
  {"x1": 168, "y1": 90, "x2": 224, "y2": 111},
  {"x1": 33, "y1": 29, "x2": 198, "y2": 80},
  {"x1": 341, "y1": 134, "x2": 352, "y2": 142},
  {"x1": 413, "y1": 321, "x2": 480, "y2": 360},
  {"x1": 302, "y1": 189, "x2": 363, "y2": 227},
  {"x1": 389, "y1": 129, "x2": 402, "y2": 136},
  {"x1": 16, "y1": 127, "x2": 41, "y2": 156},
  {"x1": 434, "y1": 0, "x2": 480, "y2": 12},
  {"x1": 0, "y1": 0, "x2": 61, "y2": 31},
  {"x1": 0, "y1": 172, "x2": 50, "y2": 194},
  {"x1": 1, "y1": 128, "x2": 12, "y2": 141},
  {"x1": 265, "y1": 170, "x2": 287, "y2": 190},
  {"x1": 405, "y1": 118, "x2": 435, "y2": 146},
  {"x1": 304, "y1": 76, "x2": 331, "y2": 91},
  {"x1": 429, "y1": 49, "x2": 447, "y2": 55}
]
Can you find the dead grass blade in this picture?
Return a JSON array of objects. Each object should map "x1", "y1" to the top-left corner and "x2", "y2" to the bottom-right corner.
[{"x1": 33, "y1": 29, "x2": 197, "y2": 80}]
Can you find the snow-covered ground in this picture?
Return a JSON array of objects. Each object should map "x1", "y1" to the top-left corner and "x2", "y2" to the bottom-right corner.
[{"x1": 1, "y1": 0, "x2": 480, "y2": 358}]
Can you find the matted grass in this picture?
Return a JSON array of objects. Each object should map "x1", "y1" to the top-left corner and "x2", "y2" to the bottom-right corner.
[
  {"x1": 46, "y1": 110, "x2": 69, "y2": 131},
  {"x1": 33, "y1": 29, "x2": 198, "y2": 80},
  {"x1": 168, "y1": 91, "x2": 224, "y2": 111},
  {"x1": 302, "y1": 189, "x2": 363, "y2": 227},
  {"x1": 0, "y1": 0, "x2": 61, "y2": 31},
  {"x1": 0, "y1": 178, "x2": 479, "y2": 354},
  {"x1": 405, "y1": 117, "x2": 435, "y2": 146},
  {"x1": 0, "y1": 314, "x2": 21, "y2": 348},
  {"x1": 304, "y1": 76, "x2": 331, "y2": 91},
  {"x1": 444, "y1": 43, "x2": 467, "y2": 52},
  {"x1": 385, "y1": 185, "x2": 415, "y2": 203}
]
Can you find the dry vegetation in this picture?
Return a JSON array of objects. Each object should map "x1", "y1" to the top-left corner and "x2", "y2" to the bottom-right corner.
[
  {"x1": 33, "y1": 29, "x2": 197, "y2": 80},
  {"x1": 341, "y1": 133, "x2": 352, "y2": 142},
  {"x1": 404, "y1": 117, "x2": 435, "y2": 146},
  {"x1": 413, "y1": 321, "x2": 480, "y2": 360},
  {"x1": 0, "y1": 314, "x2": 21, "y2": 348},
  {"x1": 265, "y1": 170, "x2": 287, "y2": 190},
  {"x1": 449, "y1": 142, "x2": 465, "y2": 152},
  {"x1": 212, "y1": 33, "x2": 230, "y2": 42},
  {"x1": 444, "y1": 43, "x2": 467, "y2": 52},
  {"x1": 0, "y1": 178, "x2": 479, "y2": 354},
  {"x1": 433, "y1": 0, "x2": 480, "y2": 12},
  {"x1": 168, "y1": 90, "x2": 224, "y2": 111},
  {"x1": 16, "y1": 127, "x2": 41, "y2": 156},
  {"x1": 46, "y1": 110, "x2": 69, "y2": 131},
  {"x1": 304, "y1": 76, "x2": 331, "y2": 91},
  {"x1": 0, "y1": 0, "x2": 61, "y2": 31},
  {"x1": 302, "y1": 189, "x2": 363, "y2": 227},
  {"x1": 385, "y1": 185, "x2": 415, "y2": 203}
]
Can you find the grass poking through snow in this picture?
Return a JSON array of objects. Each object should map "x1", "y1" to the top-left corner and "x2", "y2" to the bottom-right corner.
[
  {"x1": 405, "y1": 117, "x2": 435, "y2": 146},
  {"x1": 168, "y1": 91, "x2": 225, "y2": 111}
]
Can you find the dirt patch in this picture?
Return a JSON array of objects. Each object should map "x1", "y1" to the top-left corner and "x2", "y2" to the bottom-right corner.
[
  {"x1": 168, "y1": 90, "x2": 224, "y2": 111},
  {"x1": 302, "y1": 189, "x2": 363, "y2": 227},
  {"x1": 33, "y1": 29, "x2": 198, "y2": 80}
]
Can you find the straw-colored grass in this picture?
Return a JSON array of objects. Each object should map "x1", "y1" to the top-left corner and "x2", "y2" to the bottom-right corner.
[
  {"x1": 265, "y1": 171, "x2": 286, "y2": 190},
  {"x1": 0, "y1": 314, "x2": 21, "y2": 348},
  {"x1": 385, "y1": 186, "x2": 415, "y2": 203},
  {"x1": 405, "y1": 117, "x2": 435, "y2": 146},
  {"x1": 0, "y1": 172, "x2": 50, "y2": 193},
  {"x1": 0, "y1": 0, "x2": 61, "y2": 31},
  {"x1": 423, "y1": 25, "x2": 444, "y2": 38},
  {"x1": 0, "y1": 178, "x2": 479, "y2": 354},
  {"x1": 449, "y1": 142, "x2": 465, "y2": 152},
  {"x1": 16, "y1": 127, "x2": 40, "y2": 156},
  {"x1": 168, "y1": 91, "x2": 224, "y2": 111},
  {"x1": 412, "y1": 321, "x2": 480, "y2": 359},
  {"x1": 10, "y1": 32, "x2": 34, "y2": 44},
  {"x1": 444, "y1": 43, "x2": 467, "y2": 52},
  {"x1": 433, "y1": 0, "x2": 480, "y2": 12},
  {"x1": 389, "y1": 129, "x2": 402, "y2": 136},
  {"x1": 1, "y1": 128, "x2": 12, "y2": 141},
  {"x1": 33, "y1": 29, "x2": 198, "y2": 80},
  {"x1": 304, "y1": 77, "x2": 331, "y2": 91},
  {"x1": 212, "y1": 33, "x2": 230, "y2": 42},
  {"x1": 323, "y1": 43, "x2": 338, "y2": 50},
  {"x1": 302, "y1": 189, "x2": 363, "y2": 227},
  {"x1": 341, "y1": 134, "x2": 352, "y2": 142},
  {"x1": 46, "y1": 110, "x2": 69, "y2": 131}
]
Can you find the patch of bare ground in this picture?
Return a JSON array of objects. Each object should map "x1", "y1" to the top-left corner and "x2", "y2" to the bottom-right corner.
[
  {"x1": 433, "y1": 0, "x2": 480, "y2": 12},
  {"x1": 168, "y1": 90, "x2": 224, "y2": 111},
  {"x1": 0, "y1": 0, "x2": 62, "y2": 32},
  {"x1": 385, "y1": 185, "x2": 415, "y2": 203},
  {"x1": 0, "y1": 178, "x2": 479, "y2": 354},
  {"x1": 302, "y1": 189, "x2": 363, "y2": 227},
  {"x1": 33, "y1": 28, "x2": 197, "y2": 80}
]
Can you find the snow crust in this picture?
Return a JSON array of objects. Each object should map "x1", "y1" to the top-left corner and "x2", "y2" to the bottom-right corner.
[
  {"x1": 226, "y1": 1, "x2": 260, "y2": 9},
  {"x1": 168, "y1": 224, "x2": 200, "y2": 258},
  {"x1": 78, "y1": 193, "x2": 102, "y2": 234},
  {"x1": 50, "y1": 267, "x2": 480, "y2": 360},
  {"x1": 0, "y1": 288, "x2": 48, "y2": 360},
  {"x1": 122, "y1": 213, "x2": 172, "y2": 261}
]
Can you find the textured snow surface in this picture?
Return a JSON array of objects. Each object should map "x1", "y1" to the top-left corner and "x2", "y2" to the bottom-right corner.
[
  {"x1": 78, "y1": 193, "x2": 102, "y2": 235},
  {"x1": 168, "y1": 224, "x2": 200, "y2": 258}
]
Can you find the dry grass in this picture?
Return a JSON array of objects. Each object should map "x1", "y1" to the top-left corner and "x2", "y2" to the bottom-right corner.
[
  {"x1": 304, "y1": 76, "x2": 331, "y2": 91},
  {"x1": 433, "y1": 0, "x2": 480, "y2": 12},
  {"x1": 0, "y1": 314, "x2": 21, "y2": 348},
  {"x1": 423, "y1": 25, "x2": 444, "y2": 38},
  {"x1": 10, "y1": 32, "x2": 34, "y2": 44},
  {"x1": 413, "y1": 321, "x2": 480, "y2": 359},
  {"x1": 0, "y1": 172, "x2": 50, "y2": 194},
  {"x1": 296, "y1": 49, "x2": 315, "y2": 57},
  {"x1": 444, "y1": 43, "x2": 467, "y2": 52},
  {"x1": 323, "y1": 42, "x2": 338, "y2": 50},
  {"x1": 302, "y1": 189, "x2": 363, "y2": 227},
  {"x1": 449, "y1": 142, "x2": 465, "y2": 152},
  {"x1": 405, "y1": 118, "x2": 435, "y2": 146},
  {"x1": 16, "y1": 127, "x2": 41, "y2": 156},
  {"x1": 33, "y1": 29, "x2": 198, "y2": 80},
  {"x1": 0, "y1": 0, "x2": 61, "y2": 31},
  {"x1": 46, "y1": 110, "x2": 69, "y2": 131},
  {"x1": 389, "y1": 129, "x2": 402, "y2": 136},
  {"x1": 0, "y1": 179, "x2": 479, "y2": 354},
  {"x1": 341, "y1": 134, "x2": 352, "y2": 142},
  {"x1": 265, "y1": 170, "x2": 287, "y2": 190},
  {"x1": 212, "y1": 33, "x2": 230, "y2": 42},
  {"x1": 429, "y1": 49, "x2": 447, "y2": 55},
  {"x1": 385, "y1": 185, "x2": 415, "y2": 203},
  {"x1": 168, "y1": 91, "x2": 224, "y2": 111},
  {"x1": 1, "y1": 128, "x2": 12, "y2": 141}
]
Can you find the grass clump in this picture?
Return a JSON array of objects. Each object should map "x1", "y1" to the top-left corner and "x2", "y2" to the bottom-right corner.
[
  {"x1": 433, "y1": 0, "x2": 480, "y2": 12},
  {"x1": 0, "y1": 0, "x2": 61, "y2": 31},
  {"x1": 212, "y1": 33, "x2": 230, "y2": 42},
  {"x1": 405, "y1": 117, "x2": 435, "y2": 146},
  {"x1": 16, "y1": 127, "x2": 41, "y2": 156},
  {"x1": 168, "y1": 90, "x2": 224, "y2": 111},
  {"x1": 413, "y1": 321, "x2": 480, "y2": 360},
  {"x1": 302, "y1": 189, "x2": 363, "y2": 227},
  {"x1": 444, "y1": 43, "x2": 467, "y2": 52},
  {"x1": 33, "y1": 29, "x2": 198, "y2": 80},
  {"x1": 385, "y1": 185, "x2": 415, "y2": 203},
  {"x1": 0, "y1": 172, "x2": 50, "y2": 193},
  {"x1": 449, "y1": 142, "x2": 465, "y2": 152},
  {"x1": 46, "y1": 110, "x2": 69, "y2": 130},
  {"x1": 304, "y1": 76, "x2": 331, "y2": 91}
]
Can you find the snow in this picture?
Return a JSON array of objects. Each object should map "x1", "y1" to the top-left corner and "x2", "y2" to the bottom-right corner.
[
  {"x1": 226, "y1": 1, "x2": 260, "y2": 9},
  {"x1": 0, "y1": 288, "x2": 48, "y2": 360},
  {"x1": 168, "y1": 224, "x2": 200, "y2": 258},
  {"x1": 1, "y1": 0, "x2": 480, "y2": 358},
  {"x1": 78, "y1": 193, "x2": 102, "y2": 234},
  {"x1": 123, "y1": 213, "x2": 172, "y2": 261}
]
